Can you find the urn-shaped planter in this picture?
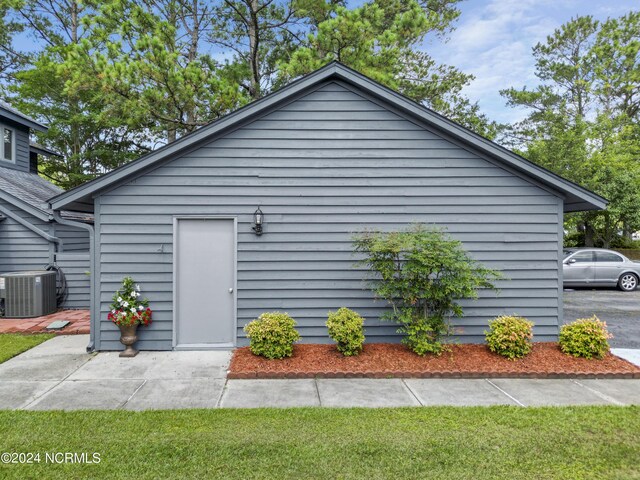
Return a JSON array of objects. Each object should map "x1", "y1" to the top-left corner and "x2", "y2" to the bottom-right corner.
[
  {"x1": 109, "y1": 277, "x2": 153, "y2": 359},
  {"x1": 118, "y1": 324, "x2": 139, "y2": 358}
]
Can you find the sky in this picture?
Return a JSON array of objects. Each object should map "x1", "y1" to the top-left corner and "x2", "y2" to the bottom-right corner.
[
  {"x1": 8, "y1": 0, "x2": 638, "y2": 126},
  {"x1": 424, "y1": 0, "x2": 639, "y2": 124}
]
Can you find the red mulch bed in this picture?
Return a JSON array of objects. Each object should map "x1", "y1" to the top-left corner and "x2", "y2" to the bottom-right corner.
[{"x1": 228, "y1": 343, "x2": 640, "y2": 379}]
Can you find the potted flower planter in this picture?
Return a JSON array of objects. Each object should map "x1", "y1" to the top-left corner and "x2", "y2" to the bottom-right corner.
[
  {"x1": 118, "y1": 324, "x2": 140, "y2": 358},
  {"x1": 107, "y1": 277, "x2": 153, "y2": 359}
]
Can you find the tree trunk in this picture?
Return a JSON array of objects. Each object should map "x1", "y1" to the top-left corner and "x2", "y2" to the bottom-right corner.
[
  {"x1": 70, "y1": 2, "x2": 82, "y2": 178},
  {"x1": 248, "y1": 0, "x2": 261, "y2": 99},
  {"x1": 584, "y1": 222, "x2": 595, "y2": 247},
  {"x1": 185, "y1": 0, "x2": 200, "y2": 128},
  {"x1": 165, "y1": 5, "x2": 179, "y2": 142},
  {"x1": 71, "y1": 2, "x2": 79, "y2": 43}
]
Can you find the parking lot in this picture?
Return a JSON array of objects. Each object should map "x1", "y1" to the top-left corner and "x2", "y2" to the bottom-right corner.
[{"x1": 564, "y1": 289, "x2": 640, "y2": 348}]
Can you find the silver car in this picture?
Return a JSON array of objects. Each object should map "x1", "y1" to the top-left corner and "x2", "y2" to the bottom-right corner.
[{"x1": 563, "y1": 248, "x2": 640, "y2": 291}]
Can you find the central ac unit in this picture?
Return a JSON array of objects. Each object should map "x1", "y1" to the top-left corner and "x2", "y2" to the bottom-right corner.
[{"x1": 0, "y1": 271, "x2": 57, "y2": 318}]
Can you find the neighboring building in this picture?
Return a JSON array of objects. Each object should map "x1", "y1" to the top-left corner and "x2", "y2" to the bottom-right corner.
[
  {"x1": 0, "y1": 101, "x2": 91, "y2": 309},
  {"x1": 50, "y1": 63, "x2": 606, "y2": 352}
]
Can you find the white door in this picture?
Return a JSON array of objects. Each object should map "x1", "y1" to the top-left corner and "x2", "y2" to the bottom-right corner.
[{"x1": 174, "y1": 218, "x2": 235, "y2": 348}]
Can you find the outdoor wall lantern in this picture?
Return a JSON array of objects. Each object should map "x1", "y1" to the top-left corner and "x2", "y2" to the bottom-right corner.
[{"x1": 252, "y1": 207, "x2": 264, "y2": 236}]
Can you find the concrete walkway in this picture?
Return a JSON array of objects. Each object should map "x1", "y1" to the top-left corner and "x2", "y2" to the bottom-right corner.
[{"x1": 1, "y1": 336, "x2": 639, "y2": 410}]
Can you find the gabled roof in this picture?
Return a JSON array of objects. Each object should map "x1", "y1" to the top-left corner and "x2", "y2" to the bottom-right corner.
[
  {"x1": 0, "y1": 165, "x2": 91, "y2": 222},
  {"x1": 0, "y1": 165, "x2": 62, "y2": 220},
  {"x1": 49, "y1": 62, "x2": 607, "y2": 213},
  {"x1": 0, "y1": 101, "x2": 47, "y2": 132}
]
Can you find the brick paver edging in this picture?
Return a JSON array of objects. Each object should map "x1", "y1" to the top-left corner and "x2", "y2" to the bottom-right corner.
[
  {"x1": 0, "y1": 310, "x2": 90, "y2": 335},
  {"x1": 228, "y1": 371, "x2": 640, "y2": 379}
]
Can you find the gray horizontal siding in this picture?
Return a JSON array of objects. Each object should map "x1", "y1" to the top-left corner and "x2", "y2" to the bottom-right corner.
[
  {"x1": 55, "y1": 252, "x2": 90, "y2": 309},
  {"x1": 0, "y1": 198, "x2": 51, "y2": 273},
  {"x1": 0, "y1": 201, "x2": 90, "y2": 309},
  {"x1": 55, "y1": 222, "x2": 90, "y2": 252},
  {"x1": 96, "y1": 80, "x2": 562, "y2": 351}
]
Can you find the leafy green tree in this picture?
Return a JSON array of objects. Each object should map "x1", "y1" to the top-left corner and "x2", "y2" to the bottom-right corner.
[
  {"x1": 279, "y1": 0, "x2": 497, "y2": 138},
  {"x1": 353, "y1": 225, "x2": 500, "y2": 355},
  {"x1": 501, "y1": 13, "x2": 640, "y2": 247},
  {"x1": 211, "y1": 1, "x2": 311, "y2": 100},
  {"x1": 72, "y1": 0, "x2": 247, "y2": 143},
  {"x1": 14, "y1": 56, "x2": 147, "y2": 187},
  {"x1": 1, "y1": 0, "x2": 147, "y2": 188},
  {"x1": 2, "y1": 0, "x2": 498, "y2": 186},
  {"x1": 0, "y1": 1, "x2": 25, "y2": 82}
]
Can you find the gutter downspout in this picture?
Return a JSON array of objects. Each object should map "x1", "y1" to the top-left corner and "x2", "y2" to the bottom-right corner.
[
  {"x1": 0, "y1": 204, "x2": 63, "y2": 247},
  {"x1": 52, "y1": 211, "x2": 96, "y2": 353}
]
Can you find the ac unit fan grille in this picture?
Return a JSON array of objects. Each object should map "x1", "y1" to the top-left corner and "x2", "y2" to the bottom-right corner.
[{"x1": 3, "y1": 272, "x2": 57, "y2": 318}]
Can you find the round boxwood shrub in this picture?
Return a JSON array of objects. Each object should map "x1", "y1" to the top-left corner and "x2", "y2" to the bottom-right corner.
[
  {"x1": 244, "y1": 312, "x2": 300, "y2": 359},
  {"x1": 559, "y1": 316, "x2": 612, "y2": 359},
  {"x1": 326, "y1": 307, "x2": 365, "y2": 356},
  {"x1": 485, "y1": 315, "x2": 534, "y2": 360}
]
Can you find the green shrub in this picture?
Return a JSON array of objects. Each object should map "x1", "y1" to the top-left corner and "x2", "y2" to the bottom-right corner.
[
  {"x1": 559, "y1": 316, "x2": 612, "y2": 359},
  {"x1": 326, "y1": 307, "x2": 365, "y2": 356},
  {"x1": 563, "y1": 230, "x2": 583, "y2": 248},
  {"x1": 485, "y1": 315, "x2": 534, "y2": 360},
  {"x1": 609, "y1": 235, "x2": 639, "y2": 249},
  {"x1": 354, "y1": 225, "x2": 501, "y2": 356},
  {"x1": 400, "y1": 312, "x2": 447, "y2": 355},
  {"x1": 244, "y1": 312, "x2": 300, "y2": 359}
]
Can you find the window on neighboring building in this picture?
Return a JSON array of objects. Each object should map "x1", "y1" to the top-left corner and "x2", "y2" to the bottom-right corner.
[{"x1": 1, "y1": 125, "x2": 15, "y2": 162}]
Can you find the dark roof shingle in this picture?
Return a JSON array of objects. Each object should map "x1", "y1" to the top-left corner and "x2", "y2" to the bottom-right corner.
[
  {"x1": 0, "y1": 166, "x2": 92, "y2": 222},
  {"x1": 0, "y1": 165, "x2": 62, "y2": 214}
]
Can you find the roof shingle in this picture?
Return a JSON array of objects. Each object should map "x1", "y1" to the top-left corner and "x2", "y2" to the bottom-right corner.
[{"x1": 0, "y1": 165, "x2": 92, "y2": 222}]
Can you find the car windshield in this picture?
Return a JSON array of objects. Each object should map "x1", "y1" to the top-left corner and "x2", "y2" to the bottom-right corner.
[{"x1": 563, "y1": 249, "x2": 575, "y2": 258}]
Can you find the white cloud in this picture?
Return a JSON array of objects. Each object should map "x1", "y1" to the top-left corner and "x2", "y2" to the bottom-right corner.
[
  {"x1": 426, "y1": 0, "x2": 560, "y2": 123},
  {"x1": 426, "y1": 0, "x2": 639, "y2": 124}
]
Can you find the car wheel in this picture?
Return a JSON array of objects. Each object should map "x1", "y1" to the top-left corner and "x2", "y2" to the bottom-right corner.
[{"x1": 618, "y1": 273, "x2": 638, "y2": 292}]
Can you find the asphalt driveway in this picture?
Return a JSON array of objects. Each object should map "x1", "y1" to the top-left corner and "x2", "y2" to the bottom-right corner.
[{"x1": 563, "y1": 288, "x2": 640, "y2": 348}]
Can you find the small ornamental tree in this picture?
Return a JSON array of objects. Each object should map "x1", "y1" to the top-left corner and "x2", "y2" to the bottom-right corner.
[
  {"x1": 108, "y1": 277, "x2": 152, "y2": 327},
  {"x1": 354, "y1": 225, "x2": 501, "y2": 355}
]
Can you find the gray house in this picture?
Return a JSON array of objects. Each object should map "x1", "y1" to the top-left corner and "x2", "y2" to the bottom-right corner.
[
  {"x1": 49, "y1": 62, "x2": 606, "y2": 352},
  {"x1": 0, "y1": 102, "x2": 91, "y2": 309}
]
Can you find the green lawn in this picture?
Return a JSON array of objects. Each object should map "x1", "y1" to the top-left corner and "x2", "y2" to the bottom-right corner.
[
  {"x1": 0, "y1": 334, "x2": 54, "y2": 363},
  {"x1": 0, "y1": 407, "x2": 638, "y2": 479}
]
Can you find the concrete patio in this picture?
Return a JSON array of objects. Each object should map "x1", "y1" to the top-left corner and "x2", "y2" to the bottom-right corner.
[{"x1": 1, "y1": 335, "x2": 640, "y2": 410}]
